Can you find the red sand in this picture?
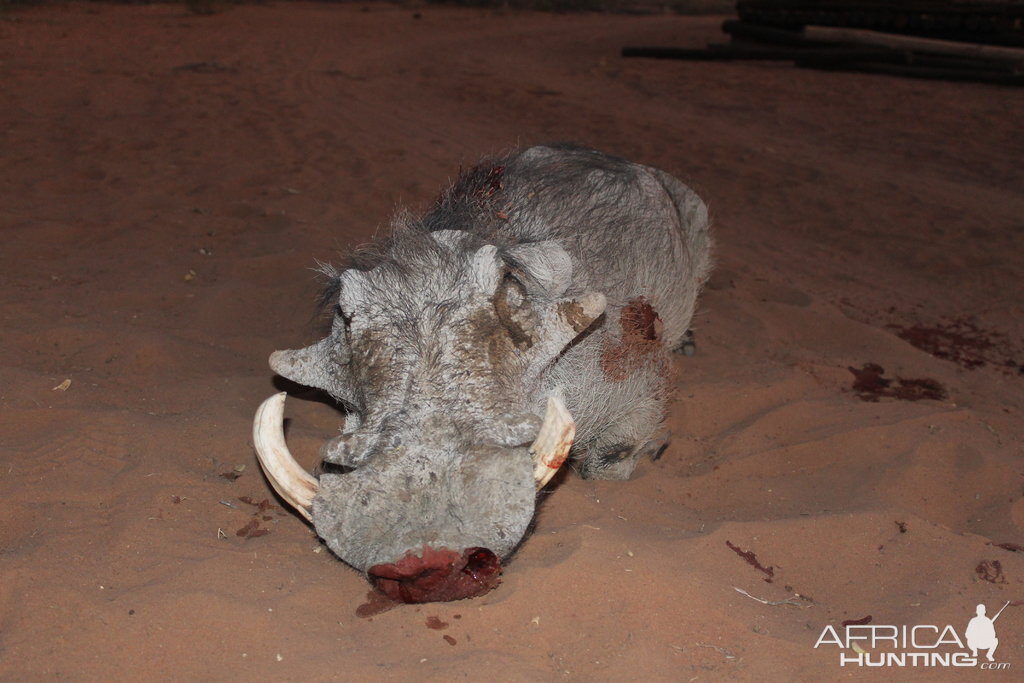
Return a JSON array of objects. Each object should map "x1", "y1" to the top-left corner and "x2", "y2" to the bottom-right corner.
[{"x1": 2, "y1": 2, "x2": 1023, "y2": 679}]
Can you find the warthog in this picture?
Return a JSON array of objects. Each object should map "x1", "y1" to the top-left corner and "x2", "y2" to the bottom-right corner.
[{"x1": 253, "y1": 144, "x2": 712, "y2": 603}]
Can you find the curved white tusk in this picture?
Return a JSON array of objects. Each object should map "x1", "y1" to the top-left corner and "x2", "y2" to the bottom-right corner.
[
  {"x1": 253, "y1": 392, "x2": 319, "y2": 521},
  {"x1": 530, "y1": 396, "x2": 576, "y2": 489}
]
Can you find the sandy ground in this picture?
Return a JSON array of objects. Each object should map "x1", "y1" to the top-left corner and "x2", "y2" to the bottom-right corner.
[{"x1": 2, "y1": 2, "x2": 1023, "y2": 680}]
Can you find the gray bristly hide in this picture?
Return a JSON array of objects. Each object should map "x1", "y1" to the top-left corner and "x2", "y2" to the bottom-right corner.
[{"x1": 265, "y1": 144, "x2": 712, "y2": 600}]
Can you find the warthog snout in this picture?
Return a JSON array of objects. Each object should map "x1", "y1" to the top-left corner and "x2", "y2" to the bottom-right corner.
[{"x1": 368, "y1": 546, "x2": 502, "y2": 603}]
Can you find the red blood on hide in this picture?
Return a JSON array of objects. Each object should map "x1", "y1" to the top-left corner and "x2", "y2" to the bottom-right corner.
[
  {"x1": 368, "y1": 546, "x2": 502, "y2": 603},
  {"x1": 600, "y1": 296, "x2": 669, "y2": 384}
]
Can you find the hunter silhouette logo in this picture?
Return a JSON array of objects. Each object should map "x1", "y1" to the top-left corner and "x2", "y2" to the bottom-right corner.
[
  {"x1": 966, "y1": 602, "x2": 1009, "y2": 663},
  {"x1": 814, "y1": 601, "x2": 1014, "y2": 668}
]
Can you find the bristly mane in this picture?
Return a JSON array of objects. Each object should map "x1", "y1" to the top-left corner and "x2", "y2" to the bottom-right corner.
[
  {"x1": 317, "y1": 151, "x2": 523, "y2": 316},
  {"x1": 316, "y1": 142, "x2": 639, "y2": 318}
]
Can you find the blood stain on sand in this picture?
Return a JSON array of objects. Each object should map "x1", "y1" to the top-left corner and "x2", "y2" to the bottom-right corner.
[
  {"x1": 726, "y1": 540, "x2": 775, "y2": 583},
  {"x1": 848, "y1": 363, "x2": 947, "y2": 402},
  {"x1": 235, "y1": 519, "x2": 269, "y2": 538},
  {"x1": 990, "y1": 541, "x2": 1024, "y2": 553},
  {"x1": 425, "y1": 615, "x2": 449, "y2": 630},
  {"x1": 355, "y1": 590, "x2": 400, "y2": 619},
  {"x1": 975, "y1": 559, "x2": 1007, "y2": 584},
  {"x1": 427, "y1": 615, "x2": 457, "y2": 645},
  {"x1": 888, "y1": 318, "x2": 1013, "y2": 370}
]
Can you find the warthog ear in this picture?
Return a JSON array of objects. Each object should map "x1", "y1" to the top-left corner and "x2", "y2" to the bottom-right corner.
[
  {"x1": 471, "y1": 244, "x2": 502, "y2": 294},
  {"x1": 493, "y1": 271, "x2": 534, "y2": 350},
  {"x1": 337, "y1": 268, "x2": 370, "y2": 313},
  {"x1": 504, "y1": 241, "x2": 572, "y2": 298}
]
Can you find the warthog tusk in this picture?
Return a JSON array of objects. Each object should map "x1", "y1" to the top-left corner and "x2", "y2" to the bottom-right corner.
[
  {"x1": 531, "y1": 396, "x2": 576, "y2": 489},
  {"x1": 253, "y1": 392, "x2": 319, "y2": 521}
]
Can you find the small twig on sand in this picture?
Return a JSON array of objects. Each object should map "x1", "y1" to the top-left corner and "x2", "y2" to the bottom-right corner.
[
  {"x1": 734, "y1": 586, "x2": 810, "y2": 608},
  {"x1": 694, "y1": 642, "x2": 737, "y2": 660}
]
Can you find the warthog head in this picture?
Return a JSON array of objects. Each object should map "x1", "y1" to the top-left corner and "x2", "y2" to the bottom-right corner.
[{"x1": 254, "y1": 229, "x2": 605, "y2": 602}]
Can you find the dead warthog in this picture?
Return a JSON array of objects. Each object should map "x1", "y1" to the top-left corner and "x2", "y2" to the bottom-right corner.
[{"x1": 254, "y1": 144, "x2": 712, "y2": 603}]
